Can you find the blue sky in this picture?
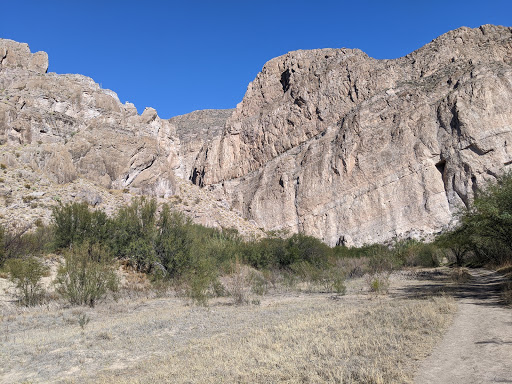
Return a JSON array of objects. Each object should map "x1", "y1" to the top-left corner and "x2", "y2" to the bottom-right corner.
[{"x1": 1, "y1": 1, "x2": 511, "y2": 118}]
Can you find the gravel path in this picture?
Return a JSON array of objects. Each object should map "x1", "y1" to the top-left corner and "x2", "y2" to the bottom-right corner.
[{"x1": 414, "y1": 269, "x2": 512, "y2": 384}]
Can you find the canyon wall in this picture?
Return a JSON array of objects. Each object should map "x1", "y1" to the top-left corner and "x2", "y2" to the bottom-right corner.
[{"x1": 192, "y1": 25, "x2": 512, "y2": 246}]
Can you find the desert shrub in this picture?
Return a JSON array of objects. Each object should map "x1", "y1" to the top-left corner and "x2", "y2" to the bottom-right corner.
[
  {"x1": 449, "y1": 267, "x2": 472, "y2": 283},
  {"x1": 336, "y1": 256, "x2": 369, "y2": 278},
  {"x1": 6, "y1": 257, "x2": 48, "y2": 306},
  {"x1": 55, "y1": 242, "x2": 118, "y2": 307},
  {"x1": 435, "y1": 227, "x2": 474, "y2": 266},
  {"x1": 319, "y1": 268, "x2": 347, "y2": 294},
  {"x1": 367, "y1": 246, "x2": 394, "y2": 274},
  {"x1": 442, "y1": 171, "x2": 512, "y2": 266},
  {"x1": 1, "y1": 224, "x2": 54, "y2": 266},
  {"x1": 225, "y1": 259, "x2": 248, "y2": 305},
  {"x1": 281, "y1": 234, "x2": 332, "y2": 268},
  {"x1": 0, "y1": 224, "x2": 5, "y2": 266},
  {"x1": 243, "y1": 237, "x2": 287, "y2": 269},
  {"x1": 190, "y1": 226, "x2": 240, "y2": 272},
  {"x1": 155, "y1": 205, "x2": 194, "y2": 277},
  {"x1": 110, "y1": 197, "x2": 157, "y2": 272},
  {"x1": 502, "y1": 282, "x2": 512, "y2": 306},
  {"x1": 366, "y1": 272, "x2": 390, "y2": 294},
  {"x1": 393, "y1": 239, "x2": 440, "y2": 267},
  {"x1": 53, "y1": 202, "x2": 109, "y2": 249},
  {"x1": 180, "y1": 257, "x2": 218, "y2": 306},
  {"x1": 248, "y1": 269, "x2": 269, "y2": 296}
]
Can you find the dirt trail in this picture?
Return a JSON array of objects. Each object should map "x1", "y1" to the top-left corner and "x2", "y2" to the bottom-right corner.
[{"x1": 414, "y1": 269, "x2": 512, "y2": 384}]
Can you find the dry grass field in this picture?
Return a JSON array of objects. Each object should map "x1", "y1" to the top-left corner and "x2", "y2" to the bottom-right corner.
[{"x1": 1, "y1": 270, "x2": 457, "y2": 384}]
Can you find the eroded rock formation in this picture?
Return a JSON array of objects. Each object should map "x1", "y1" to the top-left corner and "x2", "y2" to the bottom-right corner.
[
  {"x1": 2, "y1": 26, "x2": 512, "y2": 246},
  {"x1": 192, "y1": 25, "x2": 512, "y2": 246},
  {"x1": 0, "y1": 38, "x2": 178, "y2": 196},
  {"x1": 0, "y1": 38, "x2": 261, "y2": 238}
]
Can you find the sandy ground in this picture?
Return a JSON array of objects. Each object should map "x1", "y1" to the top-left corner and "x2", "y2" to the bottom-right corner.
[{"x1": 413, "y1": 269, "x2": 512, "y2": 384}]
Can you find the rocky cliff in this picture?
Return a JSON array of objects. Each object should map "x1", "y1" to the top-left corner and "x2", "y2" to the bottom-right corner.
[
  {"x1": 0, "y1": 38, "x2": 262, "y2": 238},
  {"x1": 2, "y1": 26, "x2": 512, "y2": 246},
  {"x1": 192, "y1": 25, "x2": 512, "y2": 246},
  {"x1": 0, "y1": 38, "x2": 179, "y2": 195},
  {"x1": 170, "y1": 108, "x2": 233, "y2": 179}
]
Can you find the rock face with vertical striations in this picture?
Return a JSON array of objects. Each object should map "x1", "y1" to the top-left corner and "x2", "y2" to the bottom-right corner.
[
  {"x1": 191, "y1": 25, "x2": 512, "y2": 246},
  {"x1": 170, "y1": 108, "x2": 234, "y2": 180}
]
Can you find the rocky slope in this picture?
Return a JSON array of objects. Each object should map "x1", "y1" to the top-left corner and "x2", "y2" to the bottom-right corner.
[
  {"x1": 0, "y1": 39, "x2": 263, "y2": 238},
  {"x1": 192, "y1": 25, "x2": 512, "y2": 246}
]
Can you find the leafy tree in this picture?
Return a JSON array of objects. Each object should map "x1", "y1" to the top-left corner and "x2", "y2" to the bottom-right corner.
[
  {"x1": 440, "y1": 171, "x2": 512, "y2": 265},
  {"x1": 52, "y1": 202, "x2": 109, "y2": 249},
  {"x1": 282, "y1": 234, "x2": 332, "y2": 268},
  {"x1": 436, "y1": 226, "x2": 474, "y2": 266},
  {"x1": 155, "y1": 205, "x2": 194, "y2": 277}
]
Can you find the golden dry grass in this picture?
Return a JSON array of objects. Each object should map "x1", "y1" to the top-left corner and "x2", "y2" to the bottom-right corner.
[
  {"x1": 95, "y1": 296, "x2": 456, "y2": 384},
  {"x1": 1, "y1": 271, "x2": 457, "y2": 384}
]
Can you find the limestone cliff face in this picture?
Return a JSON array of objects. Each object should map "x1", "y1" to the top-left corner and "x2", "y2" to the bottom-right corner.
[
  {"x1": 0, "y1": 39, "x2": 262, "y2": 238},
  {"x1": 192, "y1": 25, "x2": 512, "y2": 246},
  {"x1": 0, "y1": 38, "x2": 178, "y2": 196},
  {"x1": 170, "y1": 109, "x2": 233, "y2": 180}
]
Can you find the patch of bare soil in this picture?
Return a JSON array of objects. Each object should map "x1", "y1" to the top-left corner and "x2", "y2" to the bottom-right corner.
[{"x1": 412, "y1": 269, "x2": 512, "y2": 384}]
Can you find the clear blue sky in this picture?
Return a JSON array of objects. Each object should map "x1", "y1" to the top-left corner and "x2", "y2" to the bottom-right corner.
[{"x1": 1, "y1": 0, "x2": 511, "y2": 118}]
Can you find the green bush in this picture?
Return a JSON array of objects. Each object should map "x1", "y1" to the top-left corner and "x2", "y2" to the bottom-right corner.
[
  {"x1": 248, "y1": 270, "x2": 269, "y2": 296},
  {"x1": 155, "y1": 205, "x2": 197, "y2": 277},
  {"x1": 180, "y1": 257, "x2": 218, "y2": 306},
  {"x1": 393, "y1": 239, "x2": 440, "y2": 267},
  {"x1": 54, "y1": 242, "x2": 118, "y2": 307},
  {"x1": 282, "y1": 234, "x2": 332, "y2": 268},
  {"x1": 7, "y1": 257, "x2": 48, "y2": 306},
  {"x1": 1, "y1": 225, "x2": 54, "y2": 267},
  {"x1": 0, "y1": 224, "x2": 5, "y2": 267},
  {"x1": 243, "y1": 237, "x2": 287, "y2": 269},
  {"x1": 320, "y1": 268, "x2": 347, "y2": 294},
  {"x1": 53, "y1": 202, "x2": 109, "y2": 249},
  {"x1": 110, "y1": 197, "x2": 157, "y2": 272},
  {"x1": 438, "y1": 171, "x2": 512, "y2": 266},
  {"x1": 366, "y1": 273, "x2": 390, "y2": 294}
]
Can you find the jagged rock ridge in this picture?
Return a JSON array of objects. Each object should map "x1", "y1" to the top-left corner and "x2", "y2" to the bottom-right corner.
[
  {"x1": 192, "y1": 25, "x2": 512, "y2": 246},
  {"x1": 0, "y1": 38, "x2": 262, "y2": 239}
]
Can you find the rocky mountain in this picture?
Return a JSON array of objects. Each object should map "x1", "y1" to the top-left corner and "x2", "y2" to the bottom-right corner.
[
  {"x1": 0, "y1": 38, "x2": 262, "y2": 238},
  {"x1": 2, "y1": 25, "x2": 511, "y2": 247},
  {"x1": 191, "y1": 25, "x2": 512, "y2": 246}
]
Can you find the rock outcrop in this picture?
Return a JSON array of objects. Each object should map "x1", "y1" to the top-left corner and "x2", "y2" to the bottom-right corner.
[
  {"x1": 0, "y1": 39, "x2": 178, "y2": 196},
  {"x1": 0, "y1": 38, "x2": 263, "y2": 238},
  {"x1": 3, "y1": 26, "x2": 512, "y2": 247},
  {"x1": 192, "y1": 25, "x2": 512, "y2": 246}
]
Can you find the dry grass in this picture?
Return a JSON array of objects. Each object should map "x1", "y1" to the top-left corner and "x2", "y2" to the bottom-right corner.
[
  {"x1": 502, "y1": 282, "x2": 512, "y2": 306},
  {"x1": 95, "y1": 297, "x2": 455, "y2": 384},
  {"x1": 1, "y1": 271, "x2": 457, "y2": 384},
  {"x1": 496, "y1": 264, "x2": 512, "y2": 306}
]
